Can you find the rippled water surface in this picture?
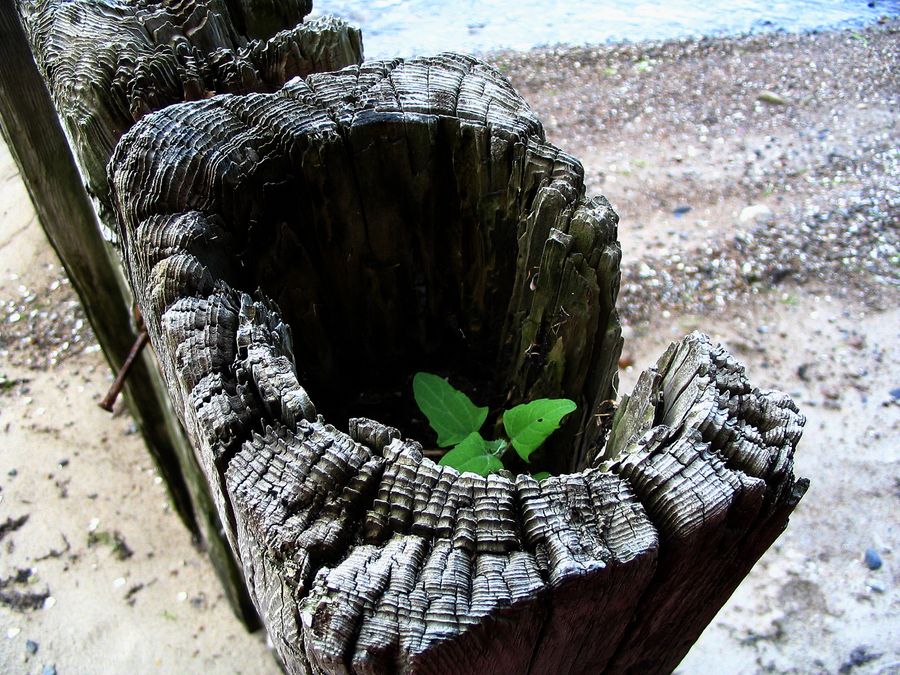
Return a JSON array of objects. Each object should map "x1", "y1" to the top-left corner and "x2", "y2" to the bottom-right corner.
[{"x1": 312, "y1": 0, "x2": 898, "y2": 58}]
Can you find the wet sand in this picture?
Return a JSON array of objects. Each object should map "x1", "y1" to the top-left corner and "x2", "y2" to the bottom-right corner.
[{"x1": 1, "y1": 21, "x2": 898, "y2": 675}]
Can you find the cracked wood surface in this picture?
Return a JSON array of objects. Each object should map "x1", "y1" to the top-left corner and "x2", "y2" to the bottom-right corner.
[
  {"x1": 108, "y1": 53, "x2": 807, "y2": 673},
  {"x1": 20, "y1": 0, "x2": 363, "y2": 233}
]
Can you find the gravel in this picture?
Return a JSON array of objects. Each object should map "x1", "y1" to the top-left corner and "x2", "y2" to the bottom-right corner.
[
  {"x1": 0, "y1": 266, "x2": 94, "y2": 369},
  {"x1": 491, "y1": 20, "x2": 899, "y2": 328},
  {"x1": 619, "y1": 182, "x2": 899, "y2": 325}
]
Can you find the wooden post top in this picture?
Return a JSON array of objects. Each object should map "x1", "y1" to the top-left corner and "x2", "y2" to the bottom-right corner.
[{"x1": 108, "y1": 54, "x2": 807, "y2": 674}]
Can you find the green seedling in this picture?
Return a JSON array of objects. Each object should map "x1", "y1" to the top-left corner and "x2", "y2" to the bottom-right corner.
[{"x1": 412, "y1": 372, "x2": 576, "y2": 478}]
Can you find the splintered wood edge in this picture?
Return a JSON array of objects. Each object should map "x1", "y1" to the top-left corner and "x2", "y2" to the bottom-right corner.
[
  {"x1": 19, "y1": 0, "x2": 363, "y2": 234},
  {"x1": 108, "y1": 54, "x2": 807, "y2": 674}
]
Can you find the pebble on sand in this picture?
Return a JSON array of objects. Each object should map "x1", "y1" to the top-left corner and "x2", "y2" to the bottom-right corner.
[
  {"x1": 739, "y1": 204, "x2": 772, "y2": 223},
  {"x1": 864, "y1": 548, "x2": 883, "y2": 570},
  {"x1": 756, "y1": 89, "x2": 789, "y2": 106}
]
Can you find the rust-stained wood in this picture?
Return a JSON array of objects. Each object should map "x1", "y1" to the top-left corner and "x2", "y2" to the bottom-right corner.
[{"x1": 108, "y1": 53, "x2": 807, "y2": 673}]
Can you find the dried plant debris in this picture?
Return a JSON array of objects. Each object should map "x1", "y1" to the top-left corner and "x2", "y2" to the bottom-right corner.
[
  {"x1": 87, "y1": 530, "x2": 133, "y2": 561},
  {"x1": 0, "y1": 514, "x2": 28, "y2": 543},
  {"x1": 0, "y1": 568, "x2": 50, "y2": 612},
  {"x1": 0, "y1": 375, "x2": 29, "y2": 392},
  {"x1": 124, "y1": 582, "x2": 148, "y2": 607},
  {"x1": 35, "y1": 535, "x2": 72, "y2": 562}
]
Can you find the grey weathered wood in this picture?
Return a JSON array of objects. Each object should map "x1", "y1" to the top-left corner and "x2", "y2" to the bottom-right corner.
[
  {"x1": 19, "y1": 0, "x2": 363, "y2": 235},
  {"x1": 597, "y1": 333, "x2": 807, "y2": 672},
  {"x1": 0, "y1": 0, "x2": 261, "y2": 626},
  {"x1": 107, "y1": 53, "x2": 807, "y2": 673},
  {"x1": 0, "y1": 0, "x2": 198, "y2": 530},
  {"x1": 13, "y1": 0, "x2": 363, "y2": 626}
]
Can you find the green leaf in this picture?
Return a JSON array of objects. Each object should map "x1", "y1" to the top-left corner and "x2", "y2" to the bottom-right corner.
[
  {"x1": 438, "y1": 432, "x2": 486, "y2": 466},
  {"x1": 532, "y1": 471, "x2": 551, "y2": 481},
  {"x1": 413, "y1": 372, "x2": 488, "y2": 447},
  {"x1": 456, "y1": 454, "x2": 505, "y2": 476},
  {"x1": 484, "y1": 438, "x2": 508, "y2": 458},
  {"x1": 439, "y1": 432, "x2": 504, "y2": 476},
  {"x1": 503, "y1": 398, "x2": 577, "y2": 462}
]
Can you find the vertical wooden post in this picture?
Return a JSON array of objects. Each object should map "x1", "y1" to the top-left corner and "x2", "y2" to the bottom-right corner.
[{"x1": 0, "y1": 2, "x2": 257, "y2": 627}]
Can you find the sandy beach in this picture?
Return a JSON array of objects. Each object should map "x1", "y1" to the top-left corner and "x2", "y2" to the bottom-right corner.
[{"x1": 1, "y1": 20, "x2": 898, "y2": 675}]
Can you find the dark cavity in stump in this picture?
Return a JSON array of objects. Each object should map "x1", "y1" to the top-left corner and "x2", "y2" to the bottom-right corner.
[
  {"x1": 244, "y1": 114, "x2": 522, "y2": 434},
  {"x1": 242, "y1": 112, "x2": 608, "y2": 449},
  {"x1": 114, "y1": 55, "x2": 623, "y2": 473}
]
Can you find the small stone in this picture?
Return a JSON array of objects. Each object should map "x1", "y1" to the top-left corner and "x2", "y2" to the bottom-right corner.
[
  {"x1": 890, "y1": 387, "x2": 900, "y2": 400},
  {"x1": 6, "y1": 627, "x2": 21, "y2": 639},
  {"x1": 58, "y1": 459, "x2": 69, "y2": 468},
  {"x1": 25, "y1": 639, "x2": 38, "y2": 655},
  {"x1": 7, "y1": 468, "x2": 17, "y2": 477},
  {"x1": 757, "y1": 90, "x2": 788, "y2": 106},
  {"x1": 865, "y1": 578, "x2": 885, "y2": 594},
  {"x1": 42, "y1": 666, "x2": 57, "y2": 675},
  {"x1": 739, "y1": 204, "x2": 772, "y2": 223},
  {"x1": 846, "y1": 335, "x2": 865, "y2": 349},
  {"x1": 864, "y1": 548, "x2": 882, "y2": 570},
  {"x1": 176, "y1": 591, "x2": 188, "y2": 602},
  {"x1": 822, "y1": 386, "x2": 840, "y2": 400},
  {"x1": 43, "y1": 596, "x2": 57, "y2": 610},
  {"x1": 672, "y1": 205, "x2": 691, "y2": 217}
]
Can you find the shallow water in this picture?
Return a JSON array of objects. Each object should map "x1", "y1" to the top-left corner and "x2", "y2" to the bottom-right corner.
[{"x1": 312, "y1": 0, "x2": 898, "y2": 58}]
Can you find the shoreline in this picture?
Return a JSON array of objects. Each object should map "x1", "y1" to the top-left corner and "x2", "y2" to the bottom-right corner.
[
  {"x1": 1, "y1": 22, "x2": 898, "y2": 674},
  {"x1": 320, "y1": 0, "x2": 898, "y2": 61},
  {"x1": 484, "y1": 15, "x2": 897, "y2": 61}
]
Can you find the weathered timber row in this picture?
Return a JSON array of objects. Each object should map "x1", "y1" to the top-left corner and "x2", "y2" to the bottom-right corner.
[
  {"x1": 1, "y1": 0, "x2": 213, "y2": 538},
  {"x1": 13, "y1": 0, "x2": 364, "y2": 624},
  {"x1": 108, "y1": 53, "x2": 807, "y2": 674}
]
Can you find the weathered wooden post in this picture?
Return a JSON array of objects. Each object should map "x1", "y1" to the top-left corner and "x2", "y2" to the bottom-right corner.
[
  {"x1": 0, "y1": 0, "x2": 201, "y2": 542},
  {"x1": 2, "y1": 0, "x2": 363, "y2": 624},
  {"x1": 104, "y1": 54, "x2": 807, "y2": 673}
]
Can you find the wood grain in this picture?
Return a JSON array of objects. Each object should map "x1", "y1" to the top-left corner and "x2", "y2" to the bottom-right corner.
[{"x1": 0, "y1": 0, "x2": 203, "y2": 538}]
